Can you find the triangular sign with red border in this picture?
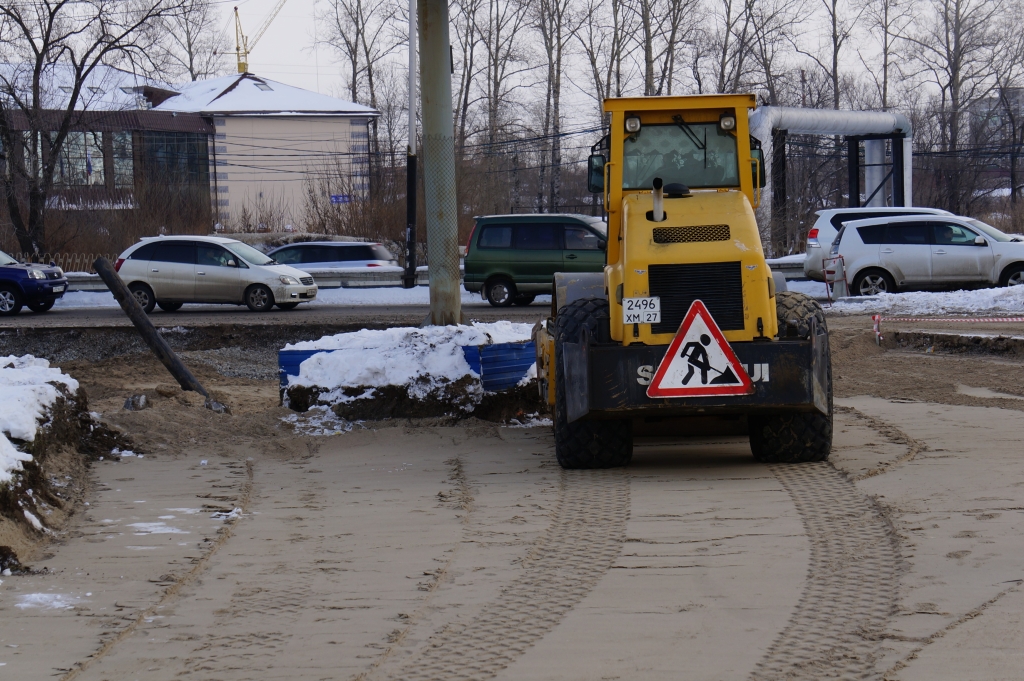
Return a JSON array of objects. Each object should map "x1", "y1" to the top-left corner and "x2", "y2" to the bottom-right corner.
[{"x1": 647, "y1": 300, "x2": 754, "y2": 398}]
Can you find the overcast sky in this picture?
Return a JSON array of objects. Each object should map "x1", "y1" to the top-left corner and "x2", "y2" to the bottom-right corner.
[{"x1": 227, "y1": 0, "x2": 353, "y2": 96}]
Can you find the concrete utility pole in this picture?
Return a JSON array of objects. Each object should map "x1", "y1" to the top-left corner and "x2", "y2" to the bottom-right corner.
[{"x1": 418, "y1": 0, "x2": 462, "y2": 325}]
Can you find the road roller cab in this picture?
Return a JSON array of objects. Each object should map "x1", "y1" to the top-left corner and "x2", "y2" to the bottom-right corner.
[{"x1": 534, "y1": 94, "x2": 833, "y2": 469}]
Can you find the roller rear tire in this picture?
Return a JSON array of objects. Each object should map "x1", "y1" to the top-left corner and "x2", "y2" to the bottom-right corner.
[
  {"x1": 749, "y1": 291, "x2": 832, "y2": 463},
  {"x1": 553, "y1": 298, "x2": 633, "y2": 469}
]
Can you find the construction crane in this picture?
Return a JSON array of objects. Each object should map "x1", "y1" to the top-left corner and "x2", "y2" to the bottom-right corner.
[{"x1": 234, "y1": 0, "x2": 288, "y2": 74}]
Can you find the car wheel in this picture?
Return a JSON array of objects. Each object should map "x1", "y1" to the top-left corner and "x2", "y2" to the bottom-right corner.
[
  {"x1": 999, "y1": 263, "x2": 1024, "y2": 287},
  {"x1": 851, "y1": 269, "x2": 896, "y2": 296},
  {"x1": 245, "y1": 284, "x2": 274, "y2": 312},
  {"x1": 27, "y1": 300, "x2": 54, "y2": 313},
  {"x1": 157, "y1": 301, "x2": 183, "y2": 312},
  {"x1": 0, "y1": 286, "x2": 23, "y2": 315},
  {"x1": 513, "y1": 294, "x2": 536, "y2": 306},
  {"x1": 276, "y1": 302, "x2": 299, "y2": 310},
  {"x1": 128, "y1": 283, "x2": 156, "y2": 313},
  {"x1": 485, "y1": 278, "x2": 516, "y2": 307}
]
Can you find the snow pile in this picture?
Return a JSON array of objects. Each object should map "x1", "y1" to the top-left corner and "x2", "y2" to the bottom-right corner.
[
  {"x1": 285, "y1": 322, "x2": 534, "y2": 417},
  {"x1": 288, "y1": 321, "x2": 532, "y2": 395},
  {"x1": 0, "y1": 356, "x2": 80, "y2": 485},
  {"x1": 831, "y1": 286, "x2": 1024, "y2": 316}
]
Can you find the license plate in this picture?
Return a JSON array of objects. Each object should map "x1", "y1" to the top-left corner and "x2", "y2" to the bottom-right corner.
[
  {"x1": 622, "y1": 296, "x2": 661, "y2": 324},
  {"x1": 52, "y1": 285, "x2": 65, "y2": 292}
]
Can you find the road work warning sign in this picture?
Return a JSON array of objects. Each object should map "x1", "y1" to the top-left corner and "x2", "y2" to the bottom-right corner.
[{"x1": 646, "y1": 300, "x2": 754, "y2": 398}]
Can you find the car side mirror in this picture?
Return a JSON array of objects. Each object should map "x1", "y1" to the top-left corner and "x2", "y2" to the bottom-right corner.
[
  {"x1": 974, "y1": 236, "x2": 987, "y2": 246},
  {"x1": 598, "y1": 240, "x2": 607, "y2": 251},
  {"x1": 227, "y1": 259, "x2": 237, "y2": 267},
  {"x1": 587, "y1": 154, "x2": 605, "y2": 193}
]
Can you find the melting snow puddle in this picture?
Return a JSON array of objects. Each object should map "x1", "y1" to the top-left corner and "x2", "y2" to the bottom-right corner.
[
  {"x1": 15, "y1": 593, "x2": 87, "y2": 610},
  {"x1": 125, "y1": 545, "x2": 161, "y2": 551},
  {"x1": 164, "y1": 508, "x2": 202, "y2": 515},
  {"x1": 127, "y1": 522, "x2": 189, "y2": 535},
  {"x1": 158, "y1": 515, "x2": 176, "y2": 519}
]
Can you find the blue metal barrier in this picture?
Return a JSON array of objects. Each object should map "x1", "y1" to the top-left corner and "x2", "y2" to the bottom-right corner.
[{"x1": 279, "y1": 341, "x2": 535, "y2": 391}]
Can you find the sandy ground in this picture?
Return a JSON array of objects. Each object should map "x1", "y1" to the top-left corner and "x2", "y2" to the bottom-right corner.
[{"x1": 1, "y1": 320, "x2": 1023, "y2": 679}]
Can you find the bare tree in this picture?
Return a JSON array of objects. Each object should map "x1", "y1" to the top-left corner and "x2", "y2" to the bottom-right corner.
[
  {"x1": 0, "y1": 0, "x2": 180, "y2": 256},
  {"x1": 156, "y1": 0, "x2": 230, "y2": 82},
  {"x1": 534, "y1": 0, "x2": 584, "y2": 209},
  {"x1": 479, "y1": 0, "x2": 532, "y2": 149},
  {"x1": 452, "y1": 0, "x2": 485, "y2": 157},
  {"x1": 575, "y1": 0, "x2": 636, "y2": 116},
  {"x1": 858, "y1": 0, "x2": 913, "y2": 110},
  {"x1": 628, "y1": 0, "x2": 702, "y2": 96},
  {"x1": 319, "y1": 0, "x2": 400, "y2": 194},
  {"x1": 992, "y1": 10, "x2": 1024, "y2": 221},
  {"x1": 797, "y1": 0, "x2": 862, "y2": 110},
  {"x1": 905, "y1": 0, "x2": 1002, "y2": 213}
]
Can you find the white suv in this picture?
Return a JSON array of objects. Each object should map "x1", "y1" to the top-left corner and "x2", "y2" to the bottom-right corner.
[
  {"x1": 803, "y1": 207, "x2": 953, "y2": 281},
  {"x1": 114, "y1": 236, "x2": 318, "y2": 312},
  {"x1": 829, "y1": 215, "x2": 1024, "y2": 295}
]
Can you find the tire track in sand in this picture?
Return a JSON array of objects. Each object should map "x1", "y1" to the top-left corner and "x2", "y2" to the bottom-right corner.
[
  {"x1": 752, "y1": 462, "x2": 901, "y2": 680},
  {"x1": 392, "y1": 468, "x2": 630, "y2": 681}
]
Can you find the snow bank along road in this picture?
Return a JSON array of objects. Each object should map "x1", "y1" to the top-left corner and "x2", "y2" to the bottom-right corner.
[{"x1": 3, "y1": 326, "x2": 1024, "y2": 679}]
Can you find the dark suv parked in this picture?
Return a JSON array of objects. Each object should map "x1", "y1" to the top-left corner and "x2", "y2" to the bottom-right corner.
[
  {"x1": 0, "y1": 250, "x2": 68, "y2": 315},
  {"x1": 464, "y1": 214, "x2": 607, "y2": 306}
]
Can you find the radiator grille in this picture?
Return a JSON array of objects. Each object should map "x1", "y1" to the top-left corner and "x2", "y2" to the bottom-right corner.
[
  {"x1": 653, "y1": 224, "x2": 730, "y2": 244},
  {"x1": 300, "y1": 277, "x2": 315, "y2": 286},
  {"x1": 648, "y1": 262, "x2": 745, "y2": 333}
]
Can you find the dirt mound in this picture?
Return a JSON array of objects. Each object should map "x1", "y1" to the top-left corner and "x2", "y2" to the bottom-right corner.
[
  {"x1": 286, "y1": 378, "x2": 547, "y2": 424},
  {"x1": 0, "y1": 385, "x2": 131, "y2": 568}
]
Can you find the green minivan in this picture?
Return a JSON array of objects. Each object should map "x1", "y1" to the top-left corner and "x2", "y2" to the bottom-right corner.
[{"x1": 464, "y1": 214, "x2": 608, "y2": 306}]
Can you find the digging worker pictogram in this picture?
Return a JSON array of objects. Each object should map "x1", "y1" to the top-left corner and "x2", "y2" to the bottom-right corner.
[{"x1": 681, "y1": 334, "x2": 714, "y2": 384}]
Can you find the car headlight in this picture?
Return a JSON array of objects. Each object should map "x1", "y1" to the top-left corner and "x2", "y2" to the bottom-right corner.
[
  {"x1": 54, "y1": 267, "x2": 63, "y2": 277},
  {"x1": 27, "y1": 269, "x2": 45, "y2": 279},
  {"x1": 279, "y1": 275, "x2": 299, "y2": 285}
]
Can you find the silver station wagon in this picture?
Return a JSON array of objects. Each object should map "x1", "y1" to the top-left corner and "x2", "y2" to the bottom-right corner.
[{"x1": 114, "y1": 236, "x2": 318, "y2": 312}]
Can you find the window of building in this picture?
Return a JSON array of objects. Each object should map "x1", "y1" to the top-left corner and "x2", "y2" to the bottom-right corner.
[
  {"x1": 55, "y1": 131, "x2": 104, "y2": 186},
  {"x1": 112, "y1": 132, "x2": 134, "y2": 188}
]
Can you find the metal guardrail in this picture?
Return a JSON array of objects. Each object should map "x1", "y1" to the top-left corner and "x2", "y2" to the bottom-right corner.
[
  {"x1": 765, "y1": 257, "x2": 807, "y2": 280},
  {"x1": 66, "y1": 268, "x2": 432, "y2": 293}
]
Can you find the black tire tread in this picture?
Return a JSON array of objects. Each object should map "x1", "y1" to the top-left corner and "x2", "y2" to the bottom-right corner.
[
  {"x1": 128, "y1": 282, "x2": 155, "y2": 314},
  {"x1": 750, "y1": 291, "x2": 833, "y2": 463},
  {"x1": 553, "y1": 298, "x2": 633, "y2": 469}
]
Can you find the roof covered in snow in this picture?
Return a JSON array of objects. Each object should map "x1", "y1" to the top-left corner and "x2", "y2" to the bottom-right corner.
[
  {"x1": 154, "y1": 73, "x2": 379, "y2": 117},
  {"x1": 0, "y1": 63, "x2": 177, "y2": 112}
]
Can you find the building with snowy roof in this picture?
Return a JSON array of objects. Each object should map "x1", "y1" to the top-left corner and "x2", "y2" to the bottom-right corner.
[
  {"x1": 154, "y1": 72, "x2": 379, "y2": 230},
  {"x1": 1, "y1": 65, "x2": 378, "y2": 240}
]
